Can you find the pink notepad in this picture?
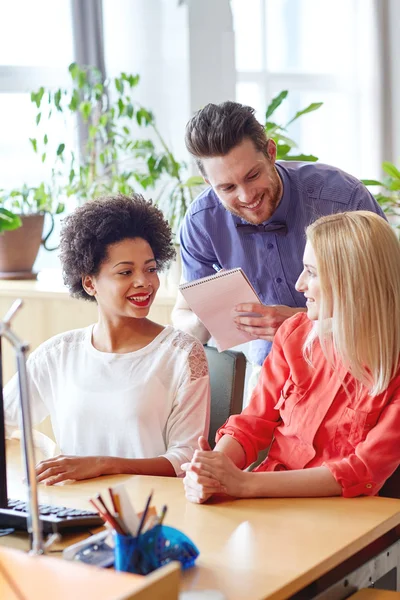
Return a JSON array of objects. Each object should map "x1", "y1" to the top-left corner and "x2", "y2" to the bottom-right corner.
[{"x1": 179, "y1": 268, "x2": 262, "y2": 351}]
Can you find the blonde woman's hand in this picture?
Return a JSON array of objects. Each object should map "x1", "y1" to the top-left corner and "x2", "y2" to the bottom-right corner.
[
  {"x1": 182, "y1": 436, "x2": 247, "y2": 503},
  {"x1": 182, "y1": 436, "x2": 222, "y2": 504},
  {"x1": 36, "y1": 455, "x2": 106, "y2": 485}
]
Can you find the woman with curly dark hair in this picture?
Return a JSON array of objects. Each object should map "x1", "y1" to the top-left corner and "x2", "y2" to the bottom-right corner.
[{"x1": 4, "y1": 194, "x2": 210, "y2": 483}]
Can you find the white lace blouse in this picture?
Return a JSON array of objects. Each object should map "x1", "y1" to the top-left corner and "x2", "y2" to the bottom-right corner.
[{"x1": 4, "y1": 326, "x2": 210, "y2": 476}]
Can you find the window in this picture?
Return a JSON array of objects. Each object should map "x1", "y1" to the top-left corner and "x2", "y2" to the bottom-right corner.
[
  {"x1": 0, "y1": 0, "x2": 75, "y2": 269},
  {"x1": 0, "y1": 0, "x2": 74, "y2": 186},
  {"x1": 0, "y1": 1, "x2": 73, "y2": 67},
  {"x1": 231, "y1": 0, "x2": 380, "y2": 179}
]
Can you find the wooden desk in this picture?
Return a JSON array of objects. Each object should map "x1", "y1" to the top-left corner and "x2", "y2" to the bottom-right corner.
[
  {"x1": 350, "y1": 591, "x2": 400, "y2": 599},
  {"x1": 0, "y1": 274, "x2": 177, "y2": 384},
  {"x1": 4, "y1": 440, "x2": 400, "y2": 600}
]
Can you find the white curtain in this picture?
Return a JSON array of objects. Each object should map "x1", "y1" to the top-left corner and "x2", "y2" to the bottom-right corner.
[
  {"x1": 376, "y1": 0, "x2": 400, "y2": 164},
  {"x1": 71, "y1": 0, "x2": 106, "y2": 154}
]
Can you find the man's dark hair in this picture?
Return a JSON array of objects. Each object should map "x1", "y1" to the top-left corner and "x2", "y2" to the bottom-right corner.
[
  {"x1": 185, "y1": 101, "x2": 268, "y2": 176},
  {"x1": 60, "y1": 193, "x2": 176, "y2": 302}
]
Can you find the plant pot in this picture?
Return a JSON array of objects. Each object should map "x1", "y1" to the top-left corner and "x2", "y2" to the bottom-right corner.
[{"x1": 0, "y1": 213, "x2": 54, "y2": 280}]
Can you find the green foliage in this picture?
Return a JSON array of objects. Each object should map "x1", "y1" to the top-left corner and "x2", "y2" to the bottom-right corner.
[
  {"x1": 1, "y1": 63, "x2": 203, "y2": 237},
  {"x1": 0, "y1": 72, "x2": 323, "y2": 238},
  {"x1": 0, "y1": 181, "x2": 62, "y2": 235},
  {"x1": 0, "y1": 208, "x2": 22, "y2": 232},
  {"x1": 41, "y1": 64, "x2": 205, "y2": 235},
  {"x1": 362, "y1": 161, "x2": 400, "y2": 231},
  {"x1": 265, "y1": 90, "x2": 322, "y2": 162}
]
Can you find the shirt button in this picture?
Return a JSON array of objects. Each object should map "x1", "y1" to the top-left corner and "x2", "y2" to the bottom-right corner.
[
  {"x1": 276, "y1": 277, "x2": 282, "y2": 283},
  {"x1": 267, "y1": 243, "x2": 274, "y2": 249},
  {"x1": 365, "y1": 483, "x2": 373, "y2": 489}
]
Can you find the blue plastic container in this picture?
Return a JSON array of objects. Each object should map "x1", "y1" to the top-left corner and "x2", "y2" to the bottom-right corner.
[{"x1": 114, "y1": 524, "x2": 199, "y2": 575}]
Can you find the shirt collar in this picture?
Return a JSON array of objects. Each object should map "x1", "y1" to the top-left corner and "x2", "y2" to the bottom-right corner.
[{"x1": 266, "y1": 163, "x2": 290, "y2": 224}]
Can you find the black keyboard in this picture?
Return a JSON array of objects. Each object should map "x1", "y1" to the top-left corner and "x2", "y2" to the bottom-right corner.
[{"x1": 0, "y1": 498, "x2": 104, "y2": 533}]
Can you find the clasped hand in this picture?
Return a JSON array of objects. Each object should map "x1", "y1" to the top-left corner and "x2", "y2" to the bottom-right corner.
[
  {"x1": 234, "y1": 303, "x2": 300, "y2": 341},
  {"x1": 182, "y1": 437, "x2": 246, "y2": 504},
  {"x1": 36, "y1": 455, "x2": 104, "y2": 485}
]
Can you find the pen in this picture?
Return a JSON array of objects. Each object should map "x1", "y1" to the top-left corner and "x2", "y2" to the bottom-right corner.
[
  {"x1": 108, "y1": 487, "x2": 118, "y2": 514},
  {"x1": 212, "y1": 262, "x2": 223, "y2": 272},
  {"x1": 106, "y1": 490, "x2": 129, "y2": 535},
  {"x1": 89, "y1": 498, "x2": 125, "y2": 534},
  {"x1": 113, "y1": 492, "x2": 122, "y2": 517},
  {"x1": 136, "y1": 490, "x2": 153, "y2": 537},
  {"x1": 158, "y1": 504, "x2": 168, "y2": 525},
  {"x1": 96, "y1": 493, "x2": 112, "y2": 516}
]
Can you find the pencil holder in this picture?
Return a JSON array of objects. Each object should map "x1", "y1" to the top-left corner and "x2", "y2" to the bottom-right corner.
[{"x1": 114, "y1": 524, "x2": 199, "y2": 575}]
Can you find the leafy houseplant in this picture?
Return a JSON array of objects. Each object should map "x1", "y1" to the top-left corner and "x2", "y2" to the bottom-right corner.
[
  {"x1": 1, "y1": 82, "x2": 321, "y2": 237},
  {"x1": 267, "y1": 92, "x2": 400, "y2": 235},
  {"x1": 362, "y1": 162, "x2": 400, "y2": 232},
  {"x1": 0, "y1": 64, "x2": 203, "y2": 233},
  {"x1": 264, "y1": 90, "x2": 322, "y2": 162},
  {"x1": 25, "y1": 63, "x2": 203, "y2": 238},
  {"x1": 0, "y1": 183, "x2": 59, "y2": 278},
  {"x1": 0, "y1": 64, "x2": 203, "y2": 278},
  {"x1": 0, "y1": 184, "x2": 62, "y2": 236},
  {"x1": 0, "y1": 76, "x2": 323, "y2": 280}
]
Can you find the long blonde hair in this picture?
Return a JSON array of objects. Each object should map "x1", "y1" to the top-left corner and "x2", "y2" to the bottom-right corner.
[{"x1": 304, "y1": 211, "x2": 400, "y2": 396}]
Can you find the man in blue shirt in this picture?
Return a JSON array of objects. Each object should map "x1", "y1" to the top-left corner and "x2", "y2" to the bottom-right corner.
[{"x1": 172, "y1": 101, "x2": 384, "y2": 367}]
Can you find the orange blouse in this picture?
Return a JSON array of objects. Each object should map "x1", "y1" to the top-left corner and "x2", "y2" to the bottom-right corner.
[{"x1": 216, "y1": 313, "x2": 400, "y2": 497}]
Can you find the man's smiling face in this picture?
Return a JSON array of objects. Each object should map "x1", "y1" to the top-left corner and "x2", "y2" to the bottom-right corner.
[{"x1": 202, "y1": 137, "x2": 283, "y2": 224}]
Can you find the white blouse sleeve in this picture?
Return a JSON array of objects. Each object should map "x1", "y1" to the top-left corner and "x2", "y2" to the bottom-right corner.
[
  {"x1": 3, "y1": 355, "x2": 50, "y2": 438},
  {"x1": 161, "y1": 341, "x2": 210, "y2": 476}
]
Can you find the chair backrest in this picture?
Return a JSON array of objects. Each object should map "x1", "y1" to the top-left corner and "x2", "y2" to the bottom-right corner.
[
  {"x1": 379, "y1": 466, "x2": 400, "y2": 499},
  {"x1": 204, "y1": 345, "x2": 246, "y2": 448}
]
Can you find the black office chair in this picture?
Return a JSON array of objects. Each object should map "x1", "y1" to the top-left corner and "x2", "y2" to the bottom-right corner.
[
  {"x1": 203, "y1": 345, "x2": 246, "y2": 449},
  {"x1": 379, "y1": 466, "x2": 400, "y2": 498}
]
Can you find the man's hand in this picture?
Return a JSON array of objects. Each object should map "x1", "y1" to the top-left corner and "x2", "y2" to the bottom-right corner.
[
  {"x1": 36, "y1": 455, "x2": 106, "y2": 485},
  {"x1": 182, "y1": 436, "x2": 247, "y2": 503},
  {"x1": 234, "y1": 304, "x2": 304, "y2": 341}
]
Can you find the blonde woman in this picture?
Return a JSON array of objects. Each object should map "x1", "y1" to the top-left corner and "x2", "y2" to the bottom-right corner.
[{"x1": 183, "y1": 211, "x2": 400, "y2": 502}]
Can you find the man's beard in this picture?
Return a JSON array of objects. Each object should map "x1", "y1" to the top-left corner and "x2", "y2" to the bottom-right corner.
[{"x1": 221, "y1": 169, "x2": 282, "y2": 225}]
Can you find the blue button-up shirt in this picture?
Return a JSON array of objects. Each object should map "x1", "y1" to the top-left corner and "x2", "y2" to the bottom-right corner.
[{"x1": 179, "y1": 161, "x2": 385, "y2": 365}]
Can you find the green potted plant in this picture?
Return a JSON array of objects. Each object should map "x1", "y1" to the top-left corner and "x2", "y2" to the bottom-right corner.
[
  {"x1": 0, "y1": 184, "x2": 63, "y2": 279},
  {"x1": 27, "y1": 63, "x2": 204, "y2": 239},
  {"x1": 362, "y1": 162, "x2": 400, "y2": 233},
  {"x1": 0, "y1": 75, "x2": 323, "y2": 281},
  {"x1": 265, "y1": 90, "x2": 322, "y2": 161},
  {"x1": 0, "y1": 63, "x2": 197, "y2": 279}
]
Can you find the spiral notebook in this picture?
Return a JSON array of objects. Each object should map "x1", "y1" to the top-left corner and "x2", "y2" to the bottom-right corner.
[{"x1": 179, "y1": 268, "x2": 262, "y2": 351}]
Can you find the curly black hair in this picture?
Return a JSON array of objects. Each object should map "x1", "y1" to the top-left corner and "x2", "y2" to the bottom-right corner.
[{"x1": 59, "y1": 194, "x2": 176, "y2": 301}]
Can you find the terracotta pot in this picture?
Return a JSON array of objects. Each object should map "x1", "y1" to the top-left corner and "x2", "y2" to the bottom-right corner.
[{"x1": 0, "y1": 213, "x2": 54, "y2": 280}]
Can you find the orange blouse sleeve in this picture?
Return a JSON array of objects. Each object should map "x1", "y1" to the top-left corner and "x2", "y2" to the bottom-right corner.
[
  {"x1": 324, "y1": 389, "x2": 400, "y2": 497},
  {"x1": 215, "y1": 313, "x2": 305, "y2": 467}
]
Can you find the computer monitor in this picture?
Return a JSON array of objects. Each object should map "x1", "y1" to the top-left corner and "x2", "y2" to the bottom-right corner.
[{"x1": 0, "y1": 337, "x2": 8, "y2": 508}]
